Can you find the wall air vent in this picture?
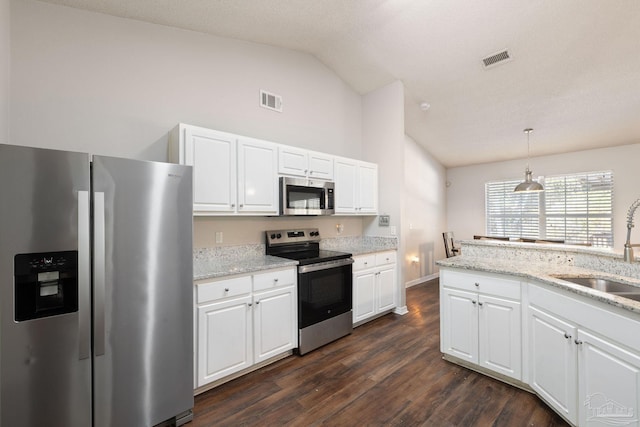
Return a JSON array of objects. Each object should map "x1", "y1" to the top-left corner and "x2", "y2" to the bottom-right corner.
[
  {"x1": 260, "y1": 90, "x2": 283, "y2": 112},
  {"x1": 482, "y1": 49, "x2": 512, "y2": 69}
]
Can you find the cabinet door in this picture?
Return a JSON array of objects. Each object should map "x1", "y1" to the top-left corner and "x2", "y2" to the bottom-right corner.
[
  {"x1": 185, "y1": 126, "x2": 237, "y2": 213},
  {"x1": 377, "y1": 266, "x2": 396, "y2": 312},
  {"x1": 578, "y1": 329, "x2": 640, "y2": 427},
  {"x1": 278, "y1": 146, "x2": 308, "y2": 177},
  {"x1": 237, "y1": 137, "x2": 279, "y2": 214},
  {"x1": 357, "y1": 162, "x2": 378, "y2": 214},
  {"x1": 353, "y1": 271, "x2": 376, "y2": 323},
  {"x1": 528, "y1": 305, "x2": 578, "y2": 424},
  {"x1": 197, "y1": 295, "x2": 252, "y2": 387},
  {"x1": 440, "y1": 287, "x2": 479, "y2": 364},
  {"x1": 308, "y1": 151, "x2": 334, "y2": 180},
  {"x1": 253, "y1": 286, "x2": 297, "y2": 363},
  {"x1": 478, "y1": 295, "x2": 521, "y2": 380},
  {"x1": 334, "y1": 158, "x2": 357, "y2": 213}
]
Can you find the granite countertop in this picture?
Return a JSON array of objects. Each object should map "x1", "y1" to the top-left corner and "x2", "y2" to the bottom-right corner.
[
  {"x1": 194, "y1": 255, "x2": 298, "y2": 281},
  {"x1": 193, "y1": 236, "x2": 398, "y2": 281},
  {"x1": 438, "y1": 255, "x2": 640, "y2": 315}
]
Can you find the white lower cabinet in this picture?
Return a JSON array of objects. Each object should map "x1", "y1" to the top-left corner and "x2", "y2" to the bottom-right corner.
[
  {"x1": 528, "y1": 282, "x2": 640, "y2": 426},
  {"x1": 352, "y1": 251, "x2": 397, "y2": 325},
  {"x1": 528, "y1": 305, "x2": 578, "y2": 423},
  {"x1": 195, "y1": 268, "x2": 297, "y2": 389},
  {"x1": 440, "y1": 268, "x2": 522, "y2": 381},
  {"x1": 578, "y1": 329, "x2": 640, "y2": 426}
]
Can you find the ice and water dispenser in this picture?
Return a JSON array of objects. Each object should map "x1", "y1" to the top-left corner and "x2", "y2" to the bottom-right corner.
[{"x1": 14, "y1": 251, "x2": 79, "y2": 321}]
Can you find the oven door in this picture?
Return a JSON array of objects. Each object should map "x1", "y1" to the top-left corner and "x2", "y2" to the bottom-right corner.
[{"x1": 298, "y1": 259, "x2": 353, "y2": 329}]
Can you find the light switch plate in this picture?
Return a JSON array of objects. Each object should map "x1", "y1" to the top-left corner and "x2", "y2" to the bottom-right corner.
[
  {"x1": 215, "y1": 231, "x2": 223, "y2": 244},
  {"x1": 379, "y1": 215, "x2": 390, "y2": 226}
]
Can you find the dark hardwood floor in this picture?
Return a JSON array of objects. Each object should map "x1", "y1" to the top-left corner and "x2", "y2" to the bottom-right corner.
[{"x1": 192, "y1": 279, "x2": 568, "y2": 426}]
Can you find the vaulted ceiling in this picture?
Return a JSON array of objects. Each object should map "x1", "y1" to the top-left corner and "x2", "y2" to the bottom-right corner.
[{"x1": 38, "y1": 0, "x2": 640, "y2": 167}]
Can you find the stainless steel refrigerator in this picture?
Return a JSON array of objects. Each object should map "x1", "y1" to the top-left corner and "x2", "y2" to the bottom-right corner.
[{"x1": 0, "y1": 144, "x2": 194, "y2": 427}]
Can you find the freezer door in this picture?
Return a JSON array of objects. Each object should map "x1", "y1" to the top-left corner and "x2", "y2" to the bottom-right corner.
[
  {"x1": 0, "y1": 144, "x2": 92, "y2": 427},
  {"x1": 92, "y1": 156, "x2": 193, "y2": 427}
]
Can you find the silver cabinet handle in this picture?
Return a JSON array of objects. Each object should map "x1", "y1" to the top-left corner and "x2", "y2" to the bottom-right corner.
[
  {"x1": 224, "y1": 288, "x2": 229, "y2": 292},
  {"x1": 274, "y1": 278, "x2": 279, "y2": 282},
  {"x1": 78, "y1": 191, "x2": 91, "y2": 360},
  {"x1": 475, "y1": 282, "x2": 480, "y2": 287},
  {"x1": 564, "y1": 333, "x2": 572, "y2": 339},
  {"x1": 256, "y1": 301, "x2": 260, "y2": 305},
  {"x1": 472, "y1": 300, "x2": 477, "y2": 305},
  {"x1": 93, "y1": 191, "x2": 106, "y2": 357},
  {"x1": 239, "y1": 204, "x2": 243, "y2": 208},
  {"x1": 248, "y1": 303, "x2": 252, "y2": 307},
  {"x1": 478, "y1": 301, "x2": 484, "y2": 306},
  {"x1": 575, "y1": 339, "x2": 583, "y2": 345},
  {"x1": 231, "y1": 203, "x2": 235, "y2": 208}
]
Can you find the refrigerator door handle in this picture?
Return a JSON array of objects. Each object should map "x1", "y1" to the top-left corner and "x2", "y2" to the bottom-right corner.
[
  {"x1": 94, "y1": 191, "x2": 106, "y2": 356},
  {"x1": 78, "y1": 191, "x2": 91, "y2": 360}
]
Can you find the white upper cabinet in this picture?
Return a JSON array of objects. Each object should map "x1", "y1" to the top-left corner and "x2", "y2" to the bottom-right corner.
[
  {"x1": 169, "y1": 124, "x2": 237, "y2": 214},
  {"x1": 334, "y1": 157, "x2": 378, "y2": 215},
  {"x1": 278, "y1": 146, "x2": 334, "y2": 180},
  {"x1": 170, "y1": 124, "x2": 278, "y2": 216},
  {"x1": 170, "y1": 123, "x2": 377, "y2": 216},
  {"x1": 237, "y1": 137, "x2": 279, "y2": 214}
]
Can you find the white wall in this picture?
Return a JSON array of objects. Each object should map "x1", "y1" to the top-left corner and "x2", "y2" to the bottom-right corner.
[
  {"x1": 447, "y1": 143, "x2": 640, "y2": 251},
  {"x1": 361, "y1": 80, "x2": 407, "y2": 305},
  {"x1": 403, "y1": 135, "x2": 447, "y2": 285},
  {"x1": 10, "y1": 0, "x2": 369, "y2": 247},
  {"x1": 10, "y1": 0, "x2": 362, "y2": 161},
  {"x1": 0, "y1": 0, "x2": 8, "y2": 142}
]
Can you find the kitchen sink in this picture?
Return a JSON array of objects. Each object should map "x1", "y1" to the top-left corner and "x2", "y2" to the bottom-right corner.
[{"x1": 554, "y1": 276, "x2": 640, "y2": 302}]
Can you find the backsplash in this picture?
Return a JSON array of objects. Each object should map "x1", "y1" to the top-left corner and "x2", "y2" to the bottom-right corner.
[{"x1": 461, "y1": 239, "x2": 640, "y2": 280}]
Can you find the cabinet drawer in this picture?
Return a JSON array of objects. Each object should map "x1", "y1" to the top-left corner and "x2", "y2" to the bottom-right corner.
[
  {"x1": 253, "y1": 268, "x2": 296, "y2": 292},
  {"x1": 197, "y1": 276, "x2": 252, "y2": 304},
  {"x1": 375, "y1": 251, "x2": 396, "y2": 266},
  {"x1": 353, "y1": 254, "x2": 376, "y2": 271},
  {"x1": 441, "y1": 268, "x2": 520, "y2": 300}
]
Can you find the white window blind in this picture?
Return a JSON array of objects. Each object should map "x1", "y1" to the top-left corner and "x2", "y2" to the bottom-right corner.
[
  {"x1": 544, "y1": 171, "x2": 613, "y2": 247},
  {"x1": 485, "y1": 171, "x2": 613, "y2": 247},
  {"x1": 485, "y1": 179, "x2": 540, "y2": 239}
]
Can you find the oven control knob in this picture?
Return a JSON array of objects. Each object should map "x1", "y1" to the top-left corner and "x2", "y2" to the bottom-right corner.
[
  {"x1": 277, "y1": 233, "x2": 282, "y2": 239},
  {"x1": 270, "y1": 233, "x2": 276, "y2": 239}
]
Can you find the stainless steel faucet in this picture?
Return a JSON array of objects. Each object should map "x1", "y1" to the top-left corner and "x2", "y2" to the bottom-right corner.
[{"x1": 624, "y1": 198, "x2": 640, "y2": 262}]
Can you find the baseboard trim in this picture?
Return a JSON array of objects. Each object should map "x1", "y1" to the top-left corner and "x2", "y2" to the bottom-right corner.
[
  {"x1": 405, "y1": 272, "x2": 439, "y2": 288},
  {"x1": 393, "y1": 305, "x2": 409, "y2": 315}
]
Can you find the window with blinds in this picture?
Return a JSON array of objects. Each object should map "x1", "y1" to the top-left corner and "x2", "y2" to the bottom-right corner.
[
  {"x1": 485, "y1": 179, "x2": 541, "y2": 239},
  {"x1": 544, "y1": 171, "x2": 613, "y2": 247},
  {"x1": 485, "y1": 171, "x2": 613, "y2": 247}
]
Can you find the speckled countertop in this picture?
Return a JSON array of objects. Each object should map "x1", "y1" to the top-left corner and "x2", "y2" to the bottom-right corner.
[
  {"x1": 437, "y1": 240, "x2": 640, "y2": 315},
  {"x1": 194, "y1": 236, "x2": 398, "y2": 281}
]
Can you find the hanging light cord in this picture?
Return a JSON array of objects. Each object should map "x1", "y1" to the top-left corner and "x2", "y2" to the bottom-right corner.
[{"x1": 524, "y1": 128, "x2": 533, "y2": 171}]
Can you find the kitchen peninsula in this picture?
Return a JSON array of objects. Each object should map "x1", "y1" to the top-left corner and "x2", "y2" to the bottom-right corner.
[{"x1": 437, "y1": 239, "x2": 640, "y2": 426}]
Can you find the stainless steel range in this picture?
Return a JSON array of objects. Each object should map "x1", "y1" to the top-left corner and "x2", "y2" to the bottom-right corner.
[{"x1": 265, "y1": 228, "x2": 353, "y2": 355}]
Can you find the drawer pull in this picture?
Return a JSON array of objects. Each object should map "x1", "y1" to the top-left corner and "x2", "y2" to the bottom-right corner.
[
  {"x1": 478, "y1": 301, "x2": 484, "y2": 307},
  {"x1": 224, "y1": 288, "x2": 229, "y2": 292},
  {"x1": 472, "y1": 300, "x2": 477, "y2": 305},
  {"x1": 564, "y1": 333, "x2": 572, "y2": 340},
  {"x1": 575, "y1": 339, "x2": 583, "y2": 345},
  {"x1": 474, "y1": 282, "x2": 480, "y2": 287},
  {"x1": 274, "y1": 278, "x2": 279, "y2": 282},
  {"x1": 256, "y1": 301, "x2": 260, "y2": 305}
]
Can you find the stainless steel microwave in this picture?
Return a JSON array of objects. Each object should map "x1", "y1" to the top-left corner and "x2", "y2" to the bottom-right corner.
[{"x1": 279, "y1": 177, "x2": 335, "y2": 216}]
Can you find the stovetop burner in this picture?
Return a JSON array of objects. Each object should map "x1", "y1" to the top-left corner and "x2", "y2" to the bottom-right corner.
[{"x1": 265, "y1": 228, "x2": 352, "y2": 265}]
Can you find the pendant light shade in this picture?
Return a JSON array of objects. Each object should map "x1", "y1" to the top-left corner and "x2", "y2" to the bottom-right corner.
[{"x1": 514, "y1": 128, "x2": 544, "y2": 192}]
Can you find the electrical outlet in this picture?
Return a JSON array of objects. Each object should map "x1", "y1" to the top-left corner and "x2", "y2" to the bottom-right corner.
[
  {"x1": 215, "y1": 231, "x2": 223, "y2": 244},
  {"x1": 390, "y1": 226, "x2": 397, "y2": 236}
]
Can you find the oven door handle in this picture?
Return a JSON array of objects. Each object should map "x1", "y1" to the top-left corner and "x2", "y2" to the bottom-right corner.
[{"x1": 298, "y1": 258, "x2": 354, "y2": 274}]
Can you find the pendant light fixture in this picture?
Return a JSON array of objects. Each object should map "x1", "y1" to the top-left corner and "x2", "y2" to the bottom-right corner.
[{"x1": 514, "y1": 128, "x2": 544, "y2": 192}]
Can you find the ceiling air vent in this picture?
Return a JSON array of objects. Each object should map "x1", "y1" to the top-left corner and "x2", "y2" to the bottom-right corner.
[
  {"x1": 482, "y1": 49, "x2": 512, "y2": 69},
  {"x1": 260, "y1": 90, "x2": 283, "y2": 113}
]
